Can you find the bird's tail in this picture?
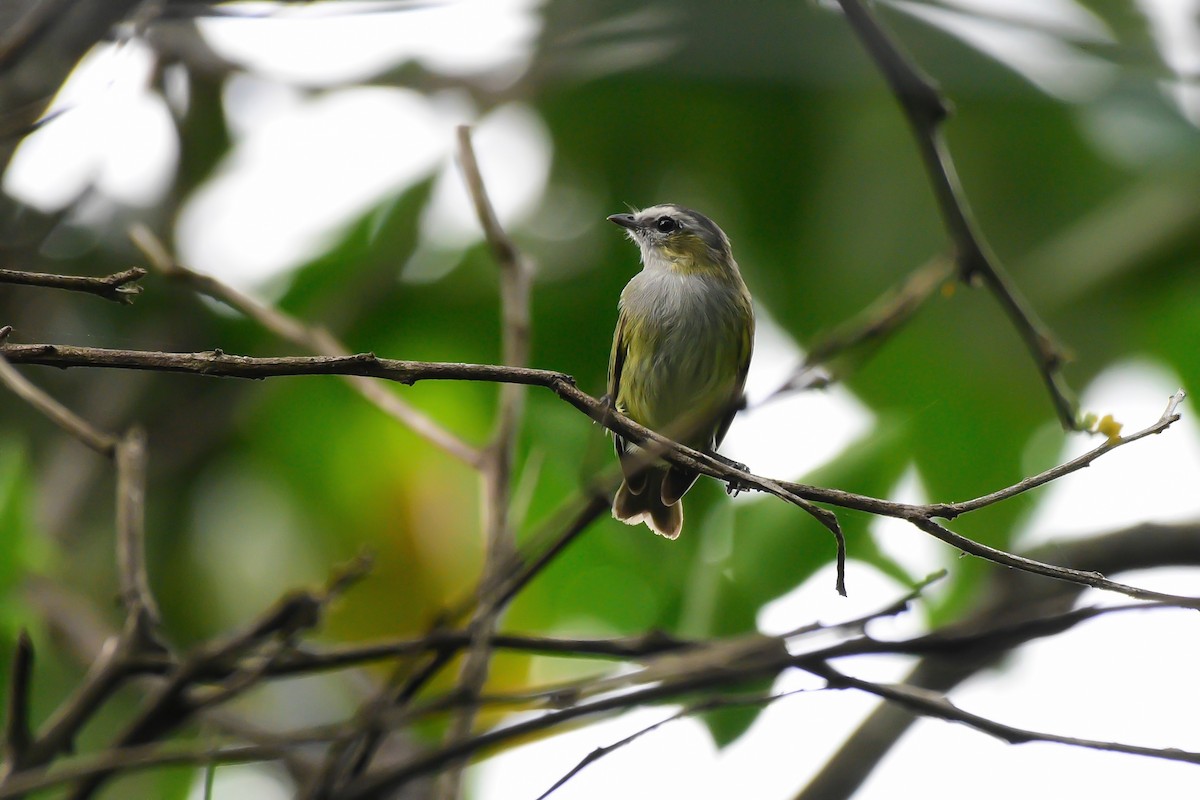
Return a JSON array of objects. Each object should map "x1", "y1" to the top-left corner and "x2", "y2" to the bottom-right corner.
[{"x1": 612, "y1": 469, "x2": 683, "y2": 539}]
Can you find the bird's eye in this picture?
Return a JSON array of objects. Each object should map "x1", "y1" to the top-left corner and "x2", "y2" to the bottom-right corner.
[{"x1": 655, "y1": 216, "x2": 678, "y2": 233}]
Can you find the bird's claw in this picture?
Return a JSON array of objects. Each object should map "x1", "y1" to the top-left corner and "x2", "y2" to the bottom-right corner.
[
  {"x1": 596, "y1": 394, "x2": 613, "y2": 425},
  {"x1": 710, "y1": 452, "x2": 748, "y2": 496}
]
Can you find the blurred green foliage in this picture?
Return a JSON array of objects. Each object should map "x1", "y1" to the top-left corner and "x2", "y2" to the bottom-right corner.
[{"x1": 0, "y1": 1, "x2": 1198, "y2": 793}]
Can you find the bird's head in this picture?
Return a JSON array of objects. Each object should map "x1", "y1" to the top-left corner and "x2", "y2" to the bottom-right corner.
[{"x1": 608, "y1": 204, "x2": 735, "y2": 275}]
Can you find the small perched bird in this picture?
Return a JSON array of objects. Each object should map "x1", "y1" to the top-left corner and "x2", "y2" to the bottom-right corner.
[{"x1": 606, "y1": 204, "x2": 755, "y2": 539}]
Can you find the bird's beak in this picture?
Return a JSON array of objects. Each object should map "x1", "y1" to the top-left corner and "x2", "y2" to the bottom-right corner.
[{"x1": 607, "y1": 213, "x2": 638, "y2": 230}]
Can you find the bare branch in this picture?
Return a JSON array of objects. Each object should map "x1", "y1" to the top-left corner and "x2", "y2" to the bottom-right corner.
[
  {"x1": 0, "y1": 341, "x2": 541, "y2": 382},
  {"x1": 17, "y1": 523, "x2": 1200, "y2": 800},
  {"x1": 114, "y1": 427, "x2": 162, "y2": 642},
  {"x1": 128, "y1": 224, "x2": 483, "y2": 467},
  {"x1": 484, "y1": 489, "x2": 613, "y2": 614},
  {"x1": 833, "y1": 0, "x2": 1079, "y2": 429},
  {"x1": 1, "y1": 340, "x2": 1192, "y2": 608},
  {"x1": 903, "y1": 515, "x2": 1194, "y2": 607},
  {"x1": 0, "y1": 267, "x2": 146, "y2": 303}
]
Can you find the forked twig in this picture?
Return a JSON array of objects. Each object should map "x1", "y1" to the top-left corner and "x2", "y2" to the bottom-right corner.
[{"x1": 0, "y1": 267, "x2": 145, "y2": 304}]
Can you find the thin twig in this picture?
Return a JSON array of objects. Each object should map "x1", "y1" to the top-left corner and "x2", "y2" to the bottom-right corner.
[
  {"x1": 759, "y1": 477, "x2": 847, "y2": 595},
  {"x1": 812, "y1": 663, "x2": 1200, "y2": 765},
  {"x1": 0, "y1": 340, "x2": 1190, "y2": 607},
  {"x1": 921, "y1": 390, "x2": 1185, "y2": 519},
  {"x1": 774, "y1": 391, "x2": 1185, "y2": 521},
  {"x1": 534, "y1": 689, "x2": 813, "y2": 800},
  {"x1": 834, "y1": 0, "x2": 1079, "y2": 429},
  {"x1": 118, "y1": 627, "x2": 695, "y2": 683},
  {"x1": 128, "y1": 224, "x2": 482, "y2": 467},
  {"x1": 0, "y1": 267, "x2": 146, "y2": 304}
]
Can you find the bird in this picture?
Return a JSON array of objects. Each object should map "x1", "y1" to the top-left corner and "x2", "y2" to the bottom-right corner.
[{"x1": 606, "y1": 204, "x2": 755, "y2": 539}]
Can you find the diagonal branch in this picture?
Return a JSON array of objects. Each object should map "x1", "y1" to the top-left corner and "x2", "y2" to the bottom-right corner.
[
  {"x1": 534, "y1": 689, "x2": 812, "y2": 800},
  {"x1": 0, "y1": 334, "x2": 117, "y2": 456},
  {"x1": 812, "y1": 662, "x2": 1200, "y2": 764},
  {"x1": 303, "y1": 489, "x2": 611, "y2": 798},
  {"x1": 833, "y1": 0, "x2": 1079, "y2": 429},
  {"x1": 772, "y1": 254, "x2": 954, "y2": 397}
]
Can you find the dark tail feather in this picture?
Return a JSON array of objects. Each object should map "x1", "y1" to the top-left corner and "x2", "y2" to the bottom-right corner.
[
  {"x1": 613, "y1": 470, "x2": 684, "y2": 539},
  {"x1": 660, "y1": 467, "x2": 699, "y2": 507}
]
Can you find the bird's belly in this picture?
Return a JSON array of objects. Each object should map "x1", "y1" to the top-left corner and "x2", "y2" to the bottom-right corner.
[{"x1": 618, "y1": 277, "x2": 743, "y2": 446}]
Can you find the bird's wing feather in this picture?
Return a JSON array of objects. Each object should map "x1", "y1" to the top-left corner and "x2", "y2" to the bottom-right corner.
[
  {"x1": 608, "y1": 309, "x2": 627, "y2": 412},
  {"x1": 714, "y1": 314, "x2": 754, "y2": 449},
  {"x1": 608, "y1": 310, "x2": 649, "y2": 493}
]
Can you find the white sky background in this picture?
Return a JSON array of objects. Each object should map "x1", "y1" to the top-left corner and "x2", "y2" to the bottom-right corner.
[{"x1": 5, "y1": 1, "x2": 1200, "y2": 798}]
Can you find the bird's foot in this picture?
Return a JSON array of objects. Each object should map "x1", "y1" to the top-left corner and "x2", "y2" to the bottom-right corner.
[{"x1": 709, "y1": 451, "x2": 749, "y2": 495}]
